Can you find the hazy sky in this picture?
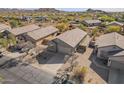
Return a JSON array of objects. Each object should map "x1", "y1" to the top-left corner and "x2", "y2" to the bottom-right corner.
[{"x1": 56, "y1": 8, "x2": 124, "y2": 12}]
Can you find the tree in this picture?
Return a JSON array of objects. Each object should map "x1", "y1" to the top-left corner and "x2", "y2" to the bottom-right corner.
[
  {"x1": 72, "y1": 66, "x2": 88, "y2": 83},
  {"x1": 0, "y1": 33, "x2": 16, "y2": 48},
  {"x1": 78, "y1": 24, "x2": 87, "y2": 31},
  {"x1": 0, "y1": 32, "x2": 3, "y2": 38},
  {"x1": 56, "y1": 22, "x2": 69, "y2": 33},
  {"x1": 0, "y1": 38, "x2": 8, "y2": 48},
  {"x1": 92, "y1": 27, "x2": 100, "y2": 36},
  {"x1": 99, "y1": 15, "x2": 115, "y2": 22},
  {"x1": 9, "y1": 20, "x2": 19, "y2": 28},
  {"x1": 8, "y1": 34, "x2": 16, "y2": 45}
]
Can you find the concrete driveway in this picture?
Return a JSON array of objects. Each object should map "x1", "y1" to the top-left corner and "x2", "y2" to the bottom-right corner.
[
  {"x1": 32, "y1": 53, "x2": 65, "y2": 76},
  {"x1": 75, "y1": 47, "x2": 108, "y2": 84}
]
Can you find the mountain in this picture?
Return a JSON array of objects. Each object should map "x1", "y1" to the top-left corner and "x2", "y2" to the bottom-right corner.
[{"x1": 0, "y1": 8, "x2": 61, "y2": 13}]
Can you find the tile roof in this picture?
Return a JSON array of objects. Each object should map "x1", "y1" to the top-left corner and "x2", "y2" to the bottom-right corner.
[
  {"x1": 83, "y1": 20, "x2": 101, "y2": 24},
  {"x1": 10, "y1": 24, "x2": 40, "y2": 36},
  {"x1": 96, "y1": 32, "x2": 124, "y2": 49},
  {"x1": 56, "y1": 28, "x2": 87, "y2": 48},
  {"x1": 27, "y1": 26, "x2": 58, "y2": 40},
  {"x1": 108, "y1": 21, "x2": 124, "y2": 26}
]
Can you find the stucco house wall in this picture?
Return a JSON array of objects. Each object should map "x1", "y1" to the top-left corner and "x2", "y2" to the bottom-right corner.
[
  {"x1": 48, "y1": 36, "x2": 89, "y2": 55},
  {"x1": 48, "y1": 39, "x2": 74, "y2": 55},
  {"x1": 97, "y1": 45, "x2": 122, "y2": 59},
  {"x1": 109, "y1": 60, "x2": 124, "y2": 70}
]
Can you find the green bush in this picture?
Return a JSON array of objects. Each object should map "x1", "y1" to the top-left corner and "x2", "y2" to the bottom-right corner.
[
  {"x1": 100, "y1": 15, "x2": 115, "y2": 22},
  {"x1": 0, "y1": 33, "x2": 16, "y2": 48},
  {"x1": 106, "y1": 26, "x2": 121, "y2": 33}
]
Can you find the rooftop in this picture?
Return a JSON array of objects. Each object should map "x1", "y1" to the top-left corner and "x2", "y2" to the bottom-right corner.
[
  {"x1": 83, "y1": 20, "x2": 101, "y2": 24},
  {"x1": 113, "y1": 51, "x2": 124, "y2": 57},
  {"x1": 108, "y1": 21, "x2": 124, "y2": 26},
  {"x1": 56, "y1": 28, "x2": 87, "y2": 48},
  {"x1": 10, "y1": 24, "x2": 40, "y2": 36},
  {"x1": 96, "y1": 32, "x2": 124, "y2": 49},
  {"x1": 0, "y1": 23, "x2": 11, "y2": 31},
  {"x1": 27, "y1": 26, "x2": 58, "y2": 40}
]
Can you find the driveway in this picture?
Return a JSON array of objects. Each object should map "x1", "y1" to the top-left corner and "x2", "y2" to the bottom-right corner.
[
  {"x1": 75, "y1": 47, "x2": 108, "y2": 84},
  {"x1": 32, "y1": 53, "x2": 65, "y2": 76}
]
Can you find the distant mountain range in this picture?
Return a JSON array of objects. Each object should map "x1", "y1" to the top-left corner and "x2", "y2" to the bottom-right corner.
[
  {"x1": 0, "y1": 8, "x2": 123, "y2": 13},
  {"x1": 0, "y1": 8, "x2": 60, "y2": 13}
]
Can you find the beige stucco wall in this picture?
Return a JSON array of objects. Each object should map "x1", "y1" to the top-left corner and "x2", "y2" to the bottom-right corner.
[{"x1": 110, "y1": 56, "x2": 124, "y2": 62}]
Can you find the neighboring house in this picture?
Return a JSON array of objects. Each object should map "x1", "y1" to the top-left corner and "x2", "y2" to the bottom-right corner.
[
  {"x1": 26, "y1": 26, "x2": 59, "y2": 46},
  {"x1": 108, "y1": 21, "x2": 124, "y2": 27},
  {"x1": 8, "y1": 24, "x2": 40, "y2": 40},
  {"x1": 95, "y1": 32, "x2": 124, "y2": 60},
  {"x1": 108, "y1": 51, "x2": 124, "y2": 68},
  {"x1": 20, "y1": 16, "x2": 32, "y2": 22},
  {"x1": 48, "y1": 28, "x2": 89, "y2": 55},
  {"x1": 0, "y1": 23, "x2": 11, "y2": 32},
  {"x1": 82, "y1": 20, "x2": 101, "y2": 27},
  {"x1": 107, "y1": 21, "x2": 124, "y2": 32},
  {"x1": 108, "y1": 51, "x2": 124, "y2": 84},
  {"x1": 35, "y1": 16, "x2": 47, "y2": 21}
]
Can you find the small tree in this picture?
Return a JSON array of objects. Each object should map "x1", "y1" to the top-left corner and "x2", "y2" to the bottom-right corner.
[
  {"x1": 56, "y1": 22, "x2": 69, "y2": 33},
  {"x1": 78, "y1": 24, "x2": 87, "y2": 31},
  {"x1": 8, "y1": 34, "x2": 16, "y2": 45},
  {"x1": 92, "y1": 27, "x2": 100, "y2": 37},
  {"x1": 100, "y1": 15, "x2": 115, "y2": 22},
  {"x1": 0, "y1": 38, "x2": 9, "y2": 48},
  {"x1": 9, "y1": 20, "x2": 19, "y2": 28}
]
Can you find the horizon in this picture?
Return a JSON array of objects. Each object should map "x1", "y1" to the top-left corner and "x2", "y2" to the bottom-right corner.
[
  {"x1": 56, "y1": 8, "x2": 124, "y2": 12},
  {"x1": 1, "y1": 8, "x2": 124, "y2": 12}
]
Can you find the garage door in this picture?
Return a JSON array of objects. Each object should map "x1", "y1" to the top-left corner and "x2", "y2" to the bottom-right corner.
[{"x1": 57, "y1": 45, "x2": 72, "y2": 55}]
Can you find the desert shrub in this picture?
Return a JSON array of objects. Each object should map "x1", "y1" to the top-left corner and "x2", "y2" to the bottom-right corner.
[
  {"x1": 106, "y1": 26, "x2": 121, "y2": 33},
  {"x1": 72, "y1": 66, "x2": 88, "y2": 83}
]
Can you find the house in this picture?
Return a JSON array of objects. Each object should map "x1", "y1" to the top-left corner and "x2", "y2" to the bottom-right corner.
[
  {"x1": 108, "y1": 51, "x2": 124, "y2": 68},
  {"x1": 26, "y1": 26, "x2": 59, "y2": 46},
  {"x1": 108, "y1": 51, "x2": 124, "y2": 83},
  {"x1": 0, "y1": 23, "x2": 11, "y2": 32},
  {"x1": 108, "y1": 21, "x2": 124, "y2": 27},
  {"x1": 95, "y1": 32, "x2": 124, "y2": 60},
  {"x1": 82, "y1": 20, "x2": 101, "y2": 27},
  {"x1": 8, "y1": 24, "x2": 40, "y2": 40},
  {"x1": 107, "y1": 21, "x2": 124, "y2": 32},
  {"x1": 48, "y1": 28, "x2": 89, "y2": 55},
  {"x1": 35, "y1": 16, "x2": 48, "y2": 21},
  {"x1": 20, "y1": 16, "x2": 32, "y2": 22}
]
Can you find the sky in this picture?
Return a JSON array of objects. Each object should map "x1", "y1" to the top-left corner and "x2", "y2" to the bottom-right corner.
[{"x1": 56, "y1": 8, "x2": 124, "y2": 12}]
